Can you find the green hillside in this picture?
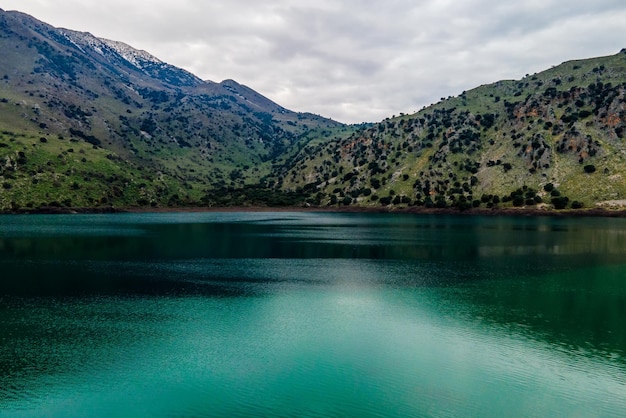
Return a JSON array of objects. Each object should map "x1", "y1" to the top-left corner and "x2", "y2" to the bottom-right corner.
[
  {"x1": 0, "y1": 8, "x2": 342, "y2": 211},
  {"x1": 274, "y1": 50, "x2": 626, "y2": 211},
  {"x1": 1, "y1": 8, "x2": 626, "y2": 213}
]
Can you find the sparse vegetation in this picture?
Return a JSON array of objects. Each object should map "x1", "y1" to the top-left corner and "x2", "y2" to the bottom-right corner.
[
  {"x1": 1, "y1": 9, "x2": 626, "y2": 212},
  {"x1": 273, "y1": 49, "x2": 626, "y2": 212}
]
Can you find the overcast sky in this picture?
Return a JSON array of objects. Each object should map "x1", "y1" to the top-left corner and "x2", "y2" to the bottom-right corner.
[{"x1": 3, "y1": 1, "x2": 626, "y2": 123}]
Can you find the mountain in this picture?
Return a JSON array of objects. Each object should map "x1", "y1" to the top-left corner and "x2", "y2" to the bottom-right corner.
[
  {"x1": 1, "y1": 8, "x2": 626, "y2": 213},
  {"x1": 0, "y1": 8, "x2": 344, "y2": 210},
  {"x1": 274, "y1": 50, "x2": 626, "y2": 211}
]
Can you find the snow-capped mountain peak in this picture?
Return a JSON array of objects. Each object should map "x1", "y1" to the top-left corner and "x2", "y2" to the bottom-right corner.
[
  {"x1": 59, "y1": 29, "x2": 162, "y2": 69},
  {"x1": 98, "y1": 38, "x2": 162, "y2": 69},
  {"x1": 58, "y1": 29, "x2": 201, "y2": 87}
]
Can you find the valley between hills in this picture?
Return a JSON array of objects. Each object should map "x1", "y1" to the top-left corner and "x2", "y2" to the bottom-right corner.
[{"x1": 1, "y1": 8, "x2": 626, "y2": 214}]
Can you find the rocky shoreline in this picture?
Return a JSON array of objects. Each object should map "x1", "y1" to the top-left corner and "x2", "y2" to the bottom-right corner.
[{"x1": 3, "y1": 204, "x2": 626, "y2": 217}]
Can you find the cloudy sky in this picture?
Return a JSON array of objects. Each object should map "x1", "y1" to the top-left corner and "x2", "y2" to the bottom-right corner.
[{"x1": 3, "y1": 1, "x2": 626, "y2": 123}]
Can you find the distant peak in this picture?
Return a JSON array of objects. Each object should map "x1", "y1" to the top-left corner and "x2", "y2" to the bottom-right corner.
[
  {"x1": 59, "y1": 29, "x2": 162, "y2": 70},
  {"x1": 99, "y1": 38, "x2": 163, "y2": 68}
]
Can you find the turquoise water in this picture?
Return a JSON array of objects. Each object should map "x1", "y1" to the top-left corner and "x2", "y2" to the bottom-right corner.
[{"x1": 1, "y1": 212, "x2": 625, "y2": 416}]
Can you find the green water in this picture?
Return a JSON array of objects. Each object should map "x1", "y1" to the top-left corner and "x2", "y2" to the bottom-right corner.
[{"x1": 0, "y1": 212, "x2": 625, "y2": 417}]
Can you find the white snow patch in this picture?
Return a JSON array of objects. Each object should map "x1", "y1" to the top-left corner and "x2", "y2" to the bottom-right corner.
[
  {"x1": 99, "y1": 38, "x2": 163, "y2": 69},
  {"x1": 59, "y1": 29, "x2": 161, "y2": 70}
]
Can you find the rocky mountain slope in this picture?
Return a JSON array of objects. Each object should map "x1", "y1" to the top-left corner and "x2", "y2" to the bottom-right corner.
[
  {"x1": 1, "y1": 8, "x2": 625, "y2": 212},
  {"x1": 275, "y1": 50, "x2": 626, "y2": 210},
  {"x1": 0, "y1": 8, "x2": 344, "y2": 210}
]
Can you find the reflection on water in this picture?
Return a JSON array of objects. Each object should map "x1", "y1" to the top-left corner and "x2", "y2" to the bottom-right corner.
[{"x1": 1, "y1": 212, "x2": 625, "y2": 416}]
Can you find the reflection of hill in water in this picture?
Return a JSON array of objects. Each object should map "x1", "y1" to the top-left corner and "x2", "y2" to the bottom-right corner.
[
  {"x1": 438, "y1": 264, "x2": 626, "y2": 366},
  {"x1": 1, "y1": 213, "x2": 625, "y2": 362}
]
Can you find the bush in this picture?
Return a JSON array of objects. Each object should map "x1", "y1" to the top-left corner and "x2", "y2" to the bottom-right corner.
[
  {"x1": 551, "y1": 196, "x2": 570, "y2": 209},
  {"x1": 457, "y1": 200, "x2": 473, "y2": 211},
  {"x1": 435, "y1": 197, "x2": 447, "y2": 208},
  {"x1": 571, "y1": 201, "x2": 584, "y2": 209},
  {"x1": 583, "y1": 164, "x2": 596, "y2": 173}
]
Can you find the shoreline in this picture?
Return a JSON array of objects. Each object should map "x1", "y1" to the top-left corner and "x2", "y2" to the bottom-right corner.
[{"x1": 3, "y1": 204, "x2": 626, "y2": 218}]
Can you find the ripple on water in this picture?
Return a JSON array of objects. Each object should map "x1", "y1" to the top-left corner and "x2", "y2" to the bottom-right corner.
[{"x1": 2, "y1": 214, "x2": 626, "y2": 416}]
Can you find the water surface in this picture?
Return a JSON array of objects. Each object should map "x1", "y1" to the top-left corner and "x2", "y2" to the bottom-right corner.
[{"x1": 1, "y1": 212, "x2": 625, "y2": 416}]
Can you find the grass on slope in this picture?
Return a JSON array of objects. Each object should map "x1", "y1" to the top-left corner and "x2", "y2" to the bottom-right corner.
[{"x1": 0, "y1": 128, "x2": 205, "y2": 211}]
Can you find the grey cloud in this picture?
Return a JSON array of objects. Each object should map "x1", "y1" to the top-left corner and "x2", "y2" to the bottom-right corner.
[{"x1": 4, "y1": 0, "x2": 626, "y2": 123}]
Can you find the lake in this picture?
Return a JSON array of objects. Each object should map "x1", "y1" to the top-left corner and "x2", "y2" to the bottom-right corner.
[{"x1": 1, "y1": 212, "x2": 625, "y2": 417}]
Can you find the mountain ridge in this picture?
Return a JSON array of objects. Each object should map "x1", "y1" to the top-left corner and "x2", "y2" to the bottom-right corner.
[
  {"x1": 273, "y1": 50, "x2": 626, "y2": 210},
  {"x1": 1, "y1": 8, "x2": 625, "y2": 212},
  {"x1": 0, "y1": 8, "x2": 346, "y2": 210}
]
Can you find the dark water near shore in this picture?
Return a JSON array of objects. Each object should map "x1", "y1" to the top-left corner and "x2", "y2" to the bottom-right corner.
[{"x1": 1, "y1": 212, "x2": 625, "y2": 417}]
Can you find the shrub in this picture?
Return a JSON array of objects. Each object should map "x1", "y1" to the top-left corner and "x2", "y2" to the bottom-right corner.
[
  {"x1": 583, "y1": 164, "x2": 596, "y2": 173},
  {"x1": 552, "y1": 196, "x2": 570, "y2": 209},
  {"x1": 513, "y1": 195, "x2": 525, "y2": 206}
]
